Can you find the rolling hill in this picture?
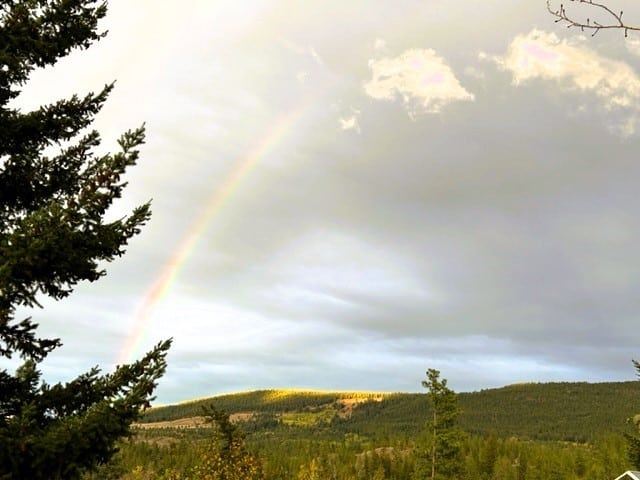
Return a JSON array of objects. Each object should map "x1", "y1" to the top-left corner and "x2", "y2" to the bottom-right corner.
[{"x1": 139, "y1": 381, "x2": 640, "y2": 442}]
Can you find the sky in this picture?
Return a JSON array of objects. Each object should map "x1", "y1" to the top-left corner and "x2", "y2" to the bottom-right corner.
[{"x1": 6, "y1": 0, "x2": 640, "y2": 405}]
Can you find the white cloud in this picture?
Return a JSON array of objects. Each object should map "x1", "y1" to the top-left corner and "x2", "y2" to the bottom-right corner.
[
  {"x1": 339, "y1": 108, "x2": 361, "y2": 133},
  {"x1": 364, "y1": 49, "x2": 474, "y2": 118},
  {"x1": 493, "y1": 29, "x2": 640, "y2": 112},
  {"x1": 339, "y1": 115, "x2": 360, "y2": 132},
  {"x1": 374, "y1": 38, "x2": 387, "y2": 52}
]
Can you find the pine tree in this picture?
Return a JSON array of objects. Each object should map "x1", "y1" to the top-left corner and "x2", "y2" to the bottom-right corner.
[
  {"x1": 481, "y1": 433, "x2": 499, "y2": 478},
  {"x1": 0, "y1": 1, "x2": 170, "y2": 478},
  {"x1": 191, "y1": 406, "x2": 265, "y2": 480},
  {"x1": 627, "y1": 361, "x2": 640, "y2": 469},
  {"x1": 413, "y1": 369, "x2": 465, "y2": 480}
]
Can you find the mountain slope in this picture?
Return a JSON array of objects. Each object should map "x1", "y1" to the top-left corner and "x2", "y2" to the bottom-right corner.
[{"x1": 140, "y1": 381, "x2": 640, "y2": 442}]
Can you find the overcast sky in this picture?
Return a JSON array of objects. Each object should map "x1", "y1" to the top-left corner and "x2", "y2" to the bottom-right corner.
[{"x1": 7, "y1": 0, "x2": 640, "y2": 404}]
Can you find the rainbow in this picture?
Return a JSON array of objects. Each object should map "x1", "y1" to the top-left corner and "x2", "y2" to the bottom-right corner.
[{"x1": 117, "y1": 104, "x2": 309, "y2": 364}]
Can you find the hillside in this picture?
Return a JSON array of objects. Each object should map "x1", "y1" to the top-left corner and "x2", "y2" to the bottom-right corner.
[
  {"x1": 140, "y1": 381, "x2": 640, "y2": 442},
  {"x1": 459, "y1": 381, "x2": 640, "y2": 441}
]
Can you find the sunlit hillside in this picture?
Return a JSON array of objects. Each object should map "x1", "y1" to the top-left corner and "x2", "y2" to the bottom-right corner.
[{"x1": 140, "y1": 381, "x2": 640, "y2": 442}]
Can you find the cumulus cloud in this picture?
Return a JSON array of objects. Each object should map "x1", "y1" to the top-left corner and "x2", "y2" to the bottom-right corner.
[
  {"x1": 364, "y1": 49, "x2": 474, "y2": 118},
  {"x1": 488, "y1": 29, "x2": 640, "y2": 133}
]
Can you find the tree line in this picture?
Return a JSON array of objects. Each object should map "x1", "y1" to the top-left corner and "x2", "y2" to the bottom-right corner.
[{"x1": 82, "y1": 370, "x2": 637, "y2": 479}]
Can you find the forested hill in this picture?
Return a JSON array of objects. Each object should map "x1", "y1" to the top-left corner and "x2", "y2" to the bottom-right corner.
[
  {"x1": 458, "y1": 381, "x2": 640, "y2": 441},
  {"x1": 140, "y1": 381, "x2": 640, "y2": 442}
]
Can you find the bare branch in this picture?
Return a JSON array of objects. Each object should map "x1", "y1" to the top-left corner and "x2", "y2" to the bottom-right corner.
[{"x1": 547, "y1": 0, "x2": 640, "y2": 37}]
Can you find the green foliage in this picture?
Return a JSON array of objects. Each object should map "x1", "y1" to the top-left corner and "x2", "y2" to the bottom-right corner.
[
  {"x1": 142, "y1": 382, "x2": 640, "y2": 444},
  {"x1": 280, "y1": 406, "x2": 336, "y2": 427},
  {"x1": 74, "y1": 374, "x2": 640, "y2": 479},
  {"x1": 0, "y1": 342, "x2": 170, "y2": 479},
  {"x1": 140, "y1": 390, "x2": 383, "y2": 423},
  {"x1": 413, "y1": 369, "x2": 464, "y2": 480},
  {"x1": 0, "y1": 1, "x2": 170, "y2": 478},
  {"x1": 625, "y1": 360, "x2": 640, "y2": 469},
  {"x1": 457, "y1": 381, "x2": 640, "y2": 442},
  {"x1": 190, "y1": 406, "x2": 265, "y2": 480},
  {"x1": 88, "y1": 425, "x2": 633, "y2": 480},
  {"x1": 296, "y1": 458, "x2": 322, "y2": 480}
]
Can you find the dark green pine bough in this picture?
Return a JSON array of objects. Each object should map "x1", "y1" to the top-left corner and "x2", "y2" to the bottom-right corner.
[{"x1": 0, "y1": 1, "x2": 171, "y2": 479}]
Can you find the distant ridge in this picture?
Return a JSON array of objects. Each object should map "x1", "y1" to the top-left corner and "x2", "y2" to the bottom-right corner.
[{"x1": 141, "y1": 381, "x2": 640, "y2": 442}]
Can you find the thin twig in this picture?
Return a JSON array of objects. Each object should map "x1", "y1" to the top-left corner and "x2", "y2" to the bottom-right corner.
[{"x1": 547, "y1": 0, "x2": 640, "y2": 37}]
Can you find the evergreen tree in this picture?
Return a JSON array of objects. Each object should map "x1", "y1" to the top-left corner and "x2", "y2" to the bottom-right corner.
[
  {"x1": 627, "y1": 360, "x2": 640, "y2": 469},
  {"x1": 481, "y1": 433, "x2": 499, "y2": 479},
  {"x1": 414, "y1": 369, "x2": 465, "y2": 480},
  {"x1": 0, "y1": 1, "x2": 170, "y2": 478},
  {"x1": 191, "y1": 406, "x2": 265, "y2": 480}
]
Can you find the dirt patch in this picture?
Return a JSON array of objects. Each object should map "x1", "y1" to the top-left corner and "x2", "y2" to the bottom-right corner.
[
  {"x1": 133, "y1": 412, "x2": 255, "y2": 430},
  {"x1": 230, "y1": 412, "x2": 255, "y2": 422},
  {"x1": 133, "y1": 416, "x2": 209, "y2": 429}
]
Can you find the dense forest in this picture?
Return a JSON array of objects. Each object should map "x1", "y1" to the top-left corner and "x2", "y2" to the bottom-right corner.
[
  {"x1": 82, "y1": 381, "x2": 640, "y2": 479},
  {"x1": 140, "y1": 381, "x2": 640, "y2": 442}
]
